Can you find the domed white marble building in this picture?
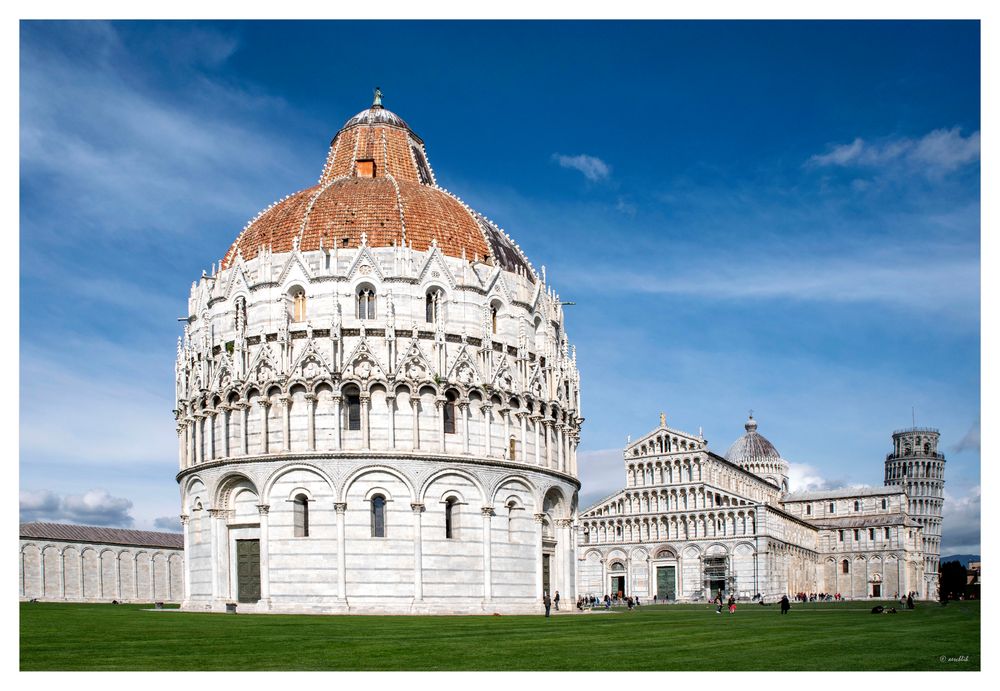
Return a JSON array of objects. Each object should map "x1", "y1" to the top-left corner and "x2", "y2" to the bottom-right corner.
[{"x1": 174, "y1": 92, "x2": 582, "y2": 614}]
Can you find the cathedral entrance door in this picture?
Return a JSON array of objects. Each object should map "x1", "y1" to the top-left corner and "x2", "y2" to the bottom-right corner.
[
  {"x1": 657, "y1": 566, "x2": 676, "y2": 601},
  {"x1": 611, "y1": 575, "x2": 626, "y2": 597},
  {"x1": 872, "y1": 583, "x2": 881, "y2": 598},
  {"x1": 236, "y1": 539, "x2": 261, "y2": 603}
]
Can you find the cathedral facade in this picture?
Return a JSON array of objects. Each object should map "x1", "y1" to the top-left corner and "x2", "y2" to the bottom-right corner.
[
  {"x1": 576, "y1": 415, "x2": 942, "y2": 601},
  {"x1": 174, "y1": 94, "x2": 581, "y2": 614}
]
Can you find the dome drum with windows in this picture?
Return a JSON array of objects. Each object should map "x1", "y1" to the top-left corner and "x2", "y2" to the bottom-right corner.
[{"x1": 174, "y1": 92, "x2": 582, "y2": 615}]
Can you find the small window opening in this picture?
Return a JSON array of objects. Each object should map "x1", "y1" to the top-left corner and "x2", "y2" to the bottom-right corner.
[
  {"x1": 371, "y1": 494, "x2": 386, "y2": 537},
  {"x1": 445, "y1": 497, "x2": 457, "y2": 539},
  {"x1": 356, "y1": 159, "x2": 375, "y2": 177},
  {"x1": 292, "y1": 288, "x2": 307, "y2": 322},
  {"x1": 293, "y1": 494, "x2": 310, "y2": 537},
  {"x1": 357, "y1": 286, "x2": 376, "y2": 320},
  {"x1": 842, "y1": 559, "x2": 850, "y2": 574},
  {"x1": 346, "y1": 391, "x2": 361, "y2": 431},
  {"x1": 509, "y1": 436, "x2": 517, "y2": 461},
  {"x1": 443, "y1": 391, "x2": 457, "y2": 435},
  {"x1": 426, "y1": 288, "x2": 443, "y2": 323}
]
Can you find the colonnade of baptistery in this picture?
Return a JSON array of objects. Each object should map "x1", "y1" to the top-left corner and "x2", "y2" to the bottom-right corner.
[{"x1": 173, "y1": 95, "x2": 582, "y2": 614}]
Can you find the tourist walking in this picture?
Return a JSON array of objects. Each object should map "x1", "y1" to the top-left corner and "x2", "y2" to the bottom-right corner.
[
  {"x1": 554, "y1": 590, "x2": 560, "y2": 611},
  {"x1": 780, "y1": 594, "x2": 790, "y2": 615},
  {"x1": 906, "y1": 594, "x2": 914, "y2": 610},
  {"x1": 543, "y1": 592, "x2": 551, "y2": 617},
  {"x1": 715, "y1": 593, "x2": 723, "y2": 614},
  {"x1": 728, "y1": 595, "x2": 736, "y2": 614}
]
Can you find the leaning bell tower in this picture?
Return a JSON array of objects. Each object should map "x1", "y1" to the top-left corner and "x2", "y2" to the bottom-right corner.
[{"x1": 884, "y1": 427, "x2": 945, "y2": 597}]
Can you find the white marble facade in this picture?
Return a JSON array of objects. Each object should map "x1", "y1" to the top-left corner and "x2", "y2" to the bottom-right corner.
[
  {"x1": 175, "y1": 105, "x2": 582, "y2": 614},
  {"x1": 577, "y1": 416, "x2": 934, "y2": 602}
]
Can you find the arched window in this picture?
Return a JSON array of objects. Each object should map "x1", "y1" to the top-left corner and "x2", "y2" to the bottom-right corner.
[
  {"x1": 507, "y1": 500, "x2": 517, "y2": 541},
  {"x1": 443, "y1": 391, "x2": 457, "y2": 434},
  {"x1": 923, "y1": 442, "x2": 931, "y2": 454},
  {"x1": 291, "y1": 288, "x2": 307, "y2": 322},
  {"x1": 881, "y1": 498, "x2": 887, "y2": 510},
  {"x1": 805, "y1": 504, "x2": 812, "y2": 515},
  {"x1": 425, "y1": 288, "x2": 444, "y2": 323},
  {"x1": 345, "y1": 388, "x2": 361, "y2": 431},
  {"x1": 509, "y1": 436, "x2": 517, "y2": 461},
  {"x1": 842, "y1": 559, "x2": 850, "y2": 574},
  {"x1": 371, "y1": 495, "x2": 386, "y2": 538},
  {"x1": 234, "y1": 296, "x2": 246, "y2": 331},
  {"x1": 854, "y1": 500, "x2": 860, "y2": 512},
  {"x1": 293, "y1": 494, "x2": 309, "y2": 537},
  {"x1": 356, "y1": 285, "x2": 376, "y2": 320},
  {"x1": 828, "y1": 502, "x2": 835, "y2": 514},
  {"x1": 445, "y1": 497, "x2": 457, "y2": 539}
]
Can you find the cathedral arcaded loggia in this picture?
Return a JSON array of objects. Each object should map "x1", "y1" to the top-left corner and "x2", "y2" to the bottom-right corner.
[{"x1": 174, "y1": 92, "x2": 582, "y2": 614}]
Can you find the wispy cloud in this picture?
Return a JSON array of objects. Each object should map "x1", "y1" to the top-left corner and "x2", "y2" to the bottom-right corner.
[
  {"x1": 786, "y1": 462, "x2": 833, "y2": 492},
  {"x1": 577, "y1": 448, "x2": 626, "y2": 508},
  {"x1": 552, "y1": 153, "x2": 611, "y2": 181},
  {"x1": 154, "y1": 516, "x2": 181, "y2": 532},
  {"x1": 952, "y1": 418, "x2": 980, "y2": 454},
  {"x1": 808, "y1": 127, "x2": 980, "y2": 176},
  {"x1": 20, "y1": 489, "x2": 135, "y2": 527},
  {"x1": 941, "y1": 485, "x2": 980, "y2": 554},
  {"x1": 561, "y1": 246, "x2": 978, "y2": 320}
]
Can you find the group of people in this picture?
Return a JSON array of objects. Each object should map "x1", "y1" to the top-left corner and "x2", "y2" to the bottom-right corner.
[
  {"x1": 542, "y1": 590, "x2": 561, "y2": 617},
  {"x1": 576, "y1": 593, "x2": 643, "y2": 611},
  {"x1": 793, "y1": 592, "x2": 838, "y2": 601},
  {"x1": 713, "y1": 594, "x2": 738, "y2": 614}
]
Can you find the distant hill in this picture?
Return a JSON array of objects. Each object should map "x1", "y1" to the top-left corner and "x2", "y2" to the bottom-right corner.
[{"x1": 940, "y1": 554, "x2": 980, "y2": 567}]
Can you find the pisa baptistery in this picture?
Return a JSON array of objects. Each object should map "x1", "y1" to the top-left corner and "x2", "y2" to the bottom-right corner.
[{"x1": 173, "y1": 92, "x2": 582, "y2": 614}]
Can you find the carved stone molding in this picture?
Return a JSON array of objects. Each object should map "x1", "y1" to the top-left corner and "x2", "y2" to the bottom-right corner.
[
  {"x1": 334, "y1": 502, "x2": 347, "y2": 514},
  {"x1": 410, "y1": 502, "x2": 426, "y2": 513},
  {"x1": 257, "y1": 504, "x2": 270, "y2": 515},
  {"x1": 481, "y1": 506, "x2": 496, "y2": 517},
  {"x1": 533, "y1": 512, "x2": 547, "y2": 524}
]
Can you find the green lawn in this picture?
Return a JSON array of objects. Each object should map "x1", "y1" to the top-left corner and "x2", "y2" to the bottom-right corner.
[{"x1": 20, "y1": 600, "x2": 980, "y2": 671}]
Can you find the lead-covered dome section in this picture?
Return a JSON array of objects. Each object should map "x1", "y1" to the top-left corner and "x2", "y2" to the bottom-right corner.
[
  {"x1": 724, "y1": 415, "x2": 783, "y2": 466},
  {"x1": 220, "y1": 100, "x2": 537, "y2": 282}
]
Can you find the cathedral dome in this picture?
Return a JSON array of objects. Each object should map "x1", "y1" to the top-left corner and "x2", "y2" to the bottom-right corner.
[
  {"x1": 220, "y1": 95, "x2": 534, "y2": 279},
  {"x1": 724, "y1": 415, "x2": 783, "y2": 466}
]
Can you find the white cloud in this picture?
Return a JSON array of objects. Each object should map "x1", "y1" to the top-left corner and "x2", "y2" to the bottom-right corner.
[
  {"x1": 552, "y1": 153, "x2": 611, "y2": 181},
  {"x1": 809, "y1": 128, "x2": 980, "y2": 176},
  {"x1": 20, "y1": 489, "x2": 135, "y2": 527},
  {"x1": 941, "y1": 485, "x2": 980, "y2": 554},
  {"x1": 561, "y1": 247, "x2": 978, "y2": 321},
  {"x1": 952, "y1": 419, "x2": 980, "y2": 454},
  {"x1": 154, "y1": 516, "x2": 181, "y2": 532},
  {"x1": 786, "y1": 462, "x2": 833, "y2": 492}
]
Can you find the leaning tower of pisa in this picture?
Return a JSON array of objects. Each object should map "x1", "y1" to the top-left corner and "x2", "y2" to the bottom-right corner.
[{"x1": 884, "y1": 427, "x2": 945, "y2": 598}]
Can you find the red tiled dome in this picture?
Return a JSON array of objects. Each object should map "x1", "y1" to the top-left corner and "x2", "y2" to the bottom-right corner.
[{"x1": 221, "y1": 101, "x2": 534, "y2": 280}]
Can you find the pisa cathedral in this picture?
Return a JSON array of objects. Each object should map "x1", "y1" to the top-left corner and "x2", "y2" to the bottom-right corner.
[
  {"x1": 174, "y1": 93, "x2": 581, "y2": 614},
  {"x1": 577, "y1": 416, "x2": 944, "y2": 602}
]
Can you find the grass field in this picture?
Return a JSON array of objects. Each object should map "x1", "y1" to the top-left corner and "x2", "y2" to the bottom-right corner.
[{"x1": 20, "y1": 600, "x2": 980, "y2": 671}]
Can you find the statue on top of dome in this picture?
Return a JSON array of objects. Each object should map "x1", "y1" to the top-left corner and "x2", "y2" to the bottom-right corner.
[{"x1": 373, "y1": 87, "x2": 383, "y2": 108}]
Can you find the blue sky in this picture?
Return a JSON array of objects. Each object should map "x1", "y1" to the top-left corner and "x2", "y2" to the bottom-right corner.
[{"x1": 19, "y1": 20, "x2": 981, "y2": 553}]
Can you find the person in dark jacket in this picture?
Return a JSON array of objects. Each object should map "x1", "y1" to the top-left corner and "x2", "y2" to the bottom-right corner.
[
  {"x1": 906, "y1": 594, "x2": 915, "y2": 609},
  {"x1": 554, "y1": 590, "x2": 560, "y2": 611},
  {"x1": 780, "y1": 594, "x2": 790, "y2": 614},
  {"x1": 543, "y1": 592, "x2": 551, "y2": 617}
]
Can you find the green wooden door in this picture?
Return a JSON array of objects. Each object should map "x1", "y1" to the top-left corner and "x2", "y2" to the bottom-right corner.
[
  {"x1": 657, "y1": 565, "x2": 676, "y2": 601},
  {"x1": 542, "y1": 554, "x2": 551, "y2": 596},
  {"x1": 236, "y1": 539, "x2": 261, "y2": 603}
]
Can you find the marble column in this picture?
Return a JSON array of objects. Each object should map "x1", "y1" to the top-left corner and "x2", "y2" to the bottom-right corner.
[
  {"x1": 500, "y1": 406, "x2": 510, "y2": 458},
  {"x1": 482, "y1": 507, "x2": 495, "y2": 601},
  {"x1": 194, "y1": 414, "x2": 204, "y2": 464},
  {"x1": 116, "y1": 552, "x2": 122, "y2": 600},
  {"x1": 360, "y1": 393, "x2": 371, "y2": 450},
  {"x1": 177, "y1": 426, "x2": 186, "y2": 469},
  {"x1": 257, "y1": 504, "x2": 271, "y2": 609},
  {"x1": 436, "y1": 398, "x2": 446, "y2": 452},
  {"x1": 386, "y1": 393, "x2": 396, "y2": 450},
  {"x1": 411, "y1": 503, "x2": 425, "y2": 601},
  {"x1": 220, "y1": 406, "x2": 231, "y2": 458},
  {"x1": 534, "y1": 513, "x2": 546, "y2": 601},
  {"x1": 258, "y1": 400, "x2": 270, "y2": 454},
  {"x1": 335, "y1": 502, "x2": 348, "y2": 600},
  {"x1": 180, "y1": 514, "x2": 191, "y2": 606},
  {"x1": 208, "y1": 509, "x2": 223, "y2": 602},
  {"x1": 305, "y1": 393, "x2": 317, "y2": 451},
  {"x1": 239, "y1": 404, "x2": 249, "y2": 456},
  {"x1": 544, "y1": 421, "x2": 554, "y2": 469},
  {"x1": 533, "y1": 415, "x2": 541, "y2": 466},
  {"x1": 280, "y1": 395, "x2": 291, "y2": 452},
  {"x1": 601, "y1": 558, "x2": 608, "y2": 596},
  {"x1": 556, "y1": 518, "x2": 573, "y2": 601},
  {"x1": 410, "y1": 395, "x2": 420, "y2": 451},
  {"x1": 332, "y1": 395, "x2": 343, "y2": 449},
  {"x1": 59, "y1": 550, "x2": 66, "y2": 599},
  {"x1": 460, "y1": 401, "x2": 471, "y2": 455},
  {"x1": 207, "y1": 410, "x2": 216, "y2": 460},
  {"x1": 482, "y1": 404, "x2": 493, "y2": 457}
]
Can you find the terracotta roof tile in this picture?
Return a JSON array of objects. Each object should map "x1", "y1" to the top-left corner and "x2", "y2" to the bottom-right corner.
[{"x1": 20, "y1": 522, "x2": 183, "y2": 550}]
